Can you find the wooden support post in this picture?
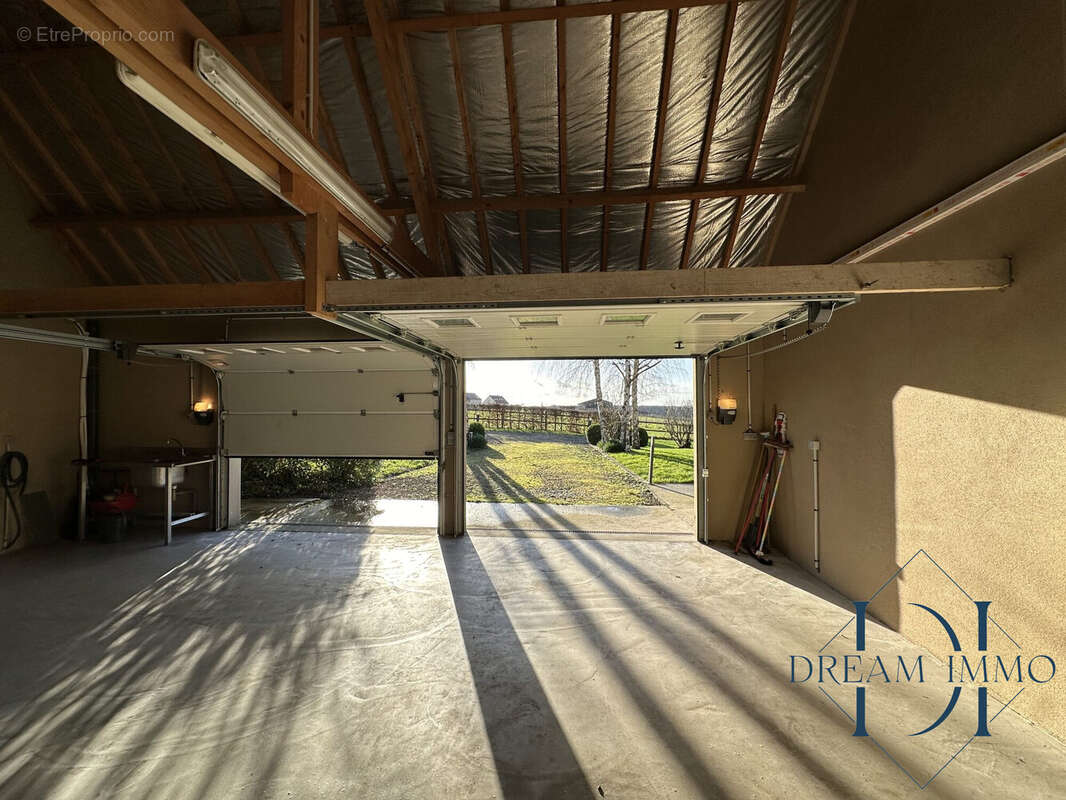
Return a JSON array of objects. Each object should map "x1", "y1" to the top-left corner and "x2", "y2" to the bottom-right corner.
[
  {"x1": 648, "y1": 436, "x2": 656, "y2": 484},
  {"x1": 304, "y1": 205, "x2": 338, "y2": 315},
  {"x1": 695, "y1": 356, "x2": 709, "y2": 543},
  {"x1": 438, "y1": 357, "x2": 466, "y2": 537},
  {"x1": 282, "y1": 0, "x2": 316, "y2": 136}
]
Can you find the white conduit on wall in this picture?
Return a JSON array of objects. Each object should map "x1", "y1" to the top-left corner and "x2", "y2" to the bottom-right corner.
[{"x1": 809, "y1": 440, "x2": 820, "y2": 572}]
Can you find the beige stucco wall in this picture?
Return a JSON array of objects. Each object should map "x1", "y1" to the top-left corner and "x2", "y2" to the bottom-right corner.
[
  {"x1": 0, "y1": 158, "x2": 87, "y2": 551},
  {"x1": 731, "y1": 0, "x2": 1066, "y2": 741},
  {"x1": 0, "y1": 329, "x2": 82, "y2": 550}
]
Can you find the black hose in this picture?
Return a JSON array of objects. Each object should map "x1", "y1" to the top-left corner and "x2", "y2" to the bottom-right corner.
[{"x1": 1, "y1": 451, "x2": 28, "y2": 550}]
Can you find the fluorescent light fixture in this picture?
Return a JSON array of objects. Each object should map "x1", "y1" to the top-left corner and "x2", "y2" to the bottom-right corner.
[
  {"x1": 600, "y1": 313, "x2": 653, "y2": 327},
  {"x1": 426, "y1": 317, "x2": 479, "y2": 328},
  {"x1": 193, "y1": 39, "x2": 393, "y2": 244},
  {"x1": 115, "y1": 61, "x2": 281, "y2": 196},
  {"x1": 510, "y1": 315, "x2": 560, "y2": 328},
  {"x1": 687, "y1": 311, "x2": 749, "y2": 324}
]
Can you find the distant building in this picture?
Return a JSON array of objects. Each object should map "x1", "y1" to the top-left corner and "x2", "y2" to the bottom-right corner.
[
  {"x1": 483, "y1": 394, "x2": 509, "y2": 406},
  {"x1": 465, "y1": 392, "x2": 482, "y2": 406}
]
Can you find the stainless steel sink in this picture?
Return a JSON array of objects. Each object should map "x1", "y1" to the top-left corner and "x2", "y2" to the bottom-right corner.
[{"x1": 136, "y1": 465, "x2": 186, "y2": 488}]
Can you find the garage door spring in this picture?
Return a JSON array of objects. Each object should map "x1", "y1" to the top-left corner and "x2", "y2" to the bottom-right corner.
[{"x1": 0, "y1": 450, "x2": 28, "y2": 551}]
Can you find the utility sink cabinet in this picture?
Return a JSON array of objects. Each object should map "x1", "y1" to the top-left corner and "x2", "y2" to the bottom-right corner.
[{"x1": 95, "y1": 449, "x2": 219, "y2": 545}]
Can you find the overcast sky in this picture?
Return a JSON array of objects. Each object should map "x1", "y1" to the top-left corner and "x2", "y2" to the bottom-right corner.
[{"x1": 465, "y1": 359, "x2": 693, "y2": 407}]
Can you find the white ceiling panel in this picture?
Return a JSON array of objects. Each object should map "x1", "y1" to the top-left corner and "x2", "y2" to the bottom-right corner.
[{"x1": 377, "y1": 301, "x2": 807, "y2": 359}]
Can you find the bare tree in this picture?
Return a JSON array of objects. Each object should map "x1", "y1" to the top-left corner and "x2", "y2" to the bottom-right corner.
[{"x1": 664, "y1": 405, "x2": 694, "y2": 448}]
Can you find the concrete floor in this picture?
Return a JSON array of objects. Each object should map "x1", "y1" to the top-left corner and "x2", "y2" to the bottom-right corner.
[
  {"x1": 0, "y1": 527, "x2": 1063, "y2": 798},
  {"x1": 242, "y1": 496, "x2": 693, "y2": 534}
]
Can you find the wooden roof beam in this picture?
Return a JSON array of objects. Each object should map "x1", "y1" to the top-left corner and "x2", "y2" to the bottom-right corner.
[
  {"x1": 600, "y1": 13, "x2": 621, "y2": 272},
  {"x1": 392, "y1": 0, "x2": 747, "y2": 33},
  {"x1": 763, "y1": 0, "x2": 855, "y2": 264},
  {"x1": 499, "y1": 0, "x2": 530, "y2": 273},
  {"x1": 42, "y1": 0, "x2": 428, "y2": 278},
  {"x1": 446, "y1": 13, "x2": 494, "y2": 274},
  {"x1": 639, "y1": 9, "x2": 679, "y2": 270},
  {"x1": 679, "y1": 1, "x2": 736, "y2": 269},
  {"x1": 556, "y1": 4, "x2": 569, "y2": 272},
  {"x1": 365, "y1": 0, "x2": 447, "y2": 275},
  {"x1": 719, "y1": 0, "x2": 796, "y2": 268},
  {"x1": 0, "y1": 260, "x2": 1010, "y2": 318}
]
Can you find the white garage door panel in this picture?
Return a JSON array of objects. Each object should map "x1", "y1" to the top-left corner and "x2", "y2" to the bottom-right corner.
[
  {"x1": 224, "y1": 412, "x2": 438, "y2": 458},
  {"x1": 224, "y1": 372, "x2": 437, "y2": 414},
  {"x1": 143, "y1": 342, "x2": 439, "y2": 458}
]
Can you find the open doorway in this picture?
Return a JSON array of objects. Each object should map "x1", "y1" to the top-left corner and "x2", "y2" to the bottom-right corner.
[
  {"x1": 238, "y1": 456, "x2": 438, "y2": 528},
  {"x1": 462, "y1": 359, "x2": 695, "y2": 535}
]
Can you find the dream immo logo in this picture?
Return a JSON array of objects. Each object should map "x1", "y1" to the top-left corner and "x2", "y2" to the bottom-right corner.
[{"x1": 788, "y1": 550, "x2": 1056, "y2": 789}]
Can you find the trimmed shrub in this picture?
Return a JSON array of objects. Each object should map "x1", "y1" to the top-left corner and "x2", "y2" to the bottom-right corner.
[
  {"x1": 241, "y1": 457, "x2": 378, "y2": 498},
  {"x1": 586, "y1": 423, "x2": 602, "y2": 445},
  {"x1": 636, "y1": 427, "x2": 649, "y2": 448},
  {"x1": 600, "y1": 438, "x2": 624, "y2": 453},
  {"x1": 468, "y1": 421, "x2": 485, "y2": 436},
  {"x1": 467, "y1": 431, "x2": 488, "y2": 450}
]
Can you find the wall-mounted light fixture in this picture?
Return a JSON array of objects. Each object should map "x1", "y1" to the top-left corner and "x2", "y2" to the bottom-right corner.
[
  {"x1": 716, "y1": 396, "x2": 738, "y2": 425},
  {"x1": 192, "y1": 400, "x2": 215, "y2": 426}
]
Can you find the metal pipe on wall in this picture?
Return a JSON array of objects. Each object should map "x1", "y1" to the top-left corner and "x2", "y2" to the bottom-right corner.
[
  {"x1": 71, "y1": 321, "x2": 90, "y2": 543},
  {"x1": 809, "y1": 439, "x2": 820, "y2": 571}
]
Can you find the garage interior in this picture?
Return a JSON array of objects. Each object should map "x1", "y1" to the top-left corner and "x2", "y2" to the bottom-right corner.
[{"x1": 1, "y1": 0, "x2": 1065, "y2": 797}]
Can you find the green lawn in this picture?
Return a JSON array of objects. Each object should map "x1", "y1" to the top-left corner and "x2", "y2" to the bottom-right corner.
[
  {"x1": 373, "y1": 433, "x2": 656, "y2": 505},
  {"x1": 376, "y1": 458, "x2": 434, "y2": 480},
  {"x1": 608, "y1": 434, "x2": 694, "y2": 484}
]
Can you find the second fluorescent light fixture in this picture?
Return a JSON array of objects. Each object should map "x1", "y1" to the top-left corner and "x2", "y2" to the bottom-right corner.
[{"x1": 193, "y1": 39, "x2": 393, "y2": 244}]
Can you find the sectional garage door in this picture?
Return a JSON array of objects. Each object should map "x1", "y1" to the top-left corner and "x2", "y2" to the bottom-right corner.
[{"x1": 146, "y1": 341, "x2": 440, "y2": 458}]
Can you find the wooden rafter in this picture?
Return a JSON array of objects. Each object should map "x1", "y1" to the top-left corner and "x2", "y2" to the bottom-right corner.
[
  {"x1": 600, "y1": 13, "x2": 622, "y2": 271},
  {"x1": 281, "y1": 0, "x2": 316, "y2": 136},
  {"x1": 67, "y1": 67, "x2": 211, "y2": 283},
  {"x1": 365, "y1": 0, "x2": 446, "y2": 274},
  {"x1": 763, "y1": 0, "x2": 856, "y2": 264},
  {"x1": 0, "y1": 128, "x2": 101, "y2": 284},
  {"x1": 203, "y1": 149, "x2": 283, "y2": 280},
  {"x1": 394, "y1": 21, "x2": 459, "y2": 273},
  {"x1": 217, "y1": 7, "x2": 311, "y2": 276},
  {"x1": 639, "y1": 9, "x2": 679, "y2": 269},
  {"x1": 32, "y1": 209, "x2": 304, "y2": 230},
  {"x1": 445, "y1": 11, "x2": 494, "y2": 274},
  {"x1": 344, "y1": 36, "x2": 397, "y2": 200},
  {"x1": 719, "y1": 0, "x2": 797, "y2": 269},
  {"x1": 556, "y1": 2, "x2": 568, "y2": 272},
  {"x1": 0, "y1": 24, "x2": 373, "y2": 66},
  {"x1": 432, "y1": 180, "x2": 802, "y2": 213},
  {"x1": 0, "y1": 80, "x2": 131, "y2": 284},
  {"x1": 42, "y1": 0, "x2": 427, "y2": 277},
  {"x1": 33, "y1": 180, "x2": 800, "y2": 230},
  {"x1": 391, "y1": 0, "x2": 744, "y2": 33},
  {"x1": 679, "y1": 1, "x2": 736, "y2": 269},
  {"x1": 19, "y1": 66, "x2": 171, "y2": 283},
  {"x1": 130, "y1": 96, "x2": 229, "y2": 282},
  {"x1": 499, "y1": 0, "x2": 530, "y2": 273}
]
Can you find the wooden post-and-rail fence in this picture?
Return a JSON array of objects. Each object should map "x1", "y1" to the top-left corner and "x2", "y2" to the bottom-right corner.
[{"x1": 468, "y1": 404, "x2": 672, "y2": 439}]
